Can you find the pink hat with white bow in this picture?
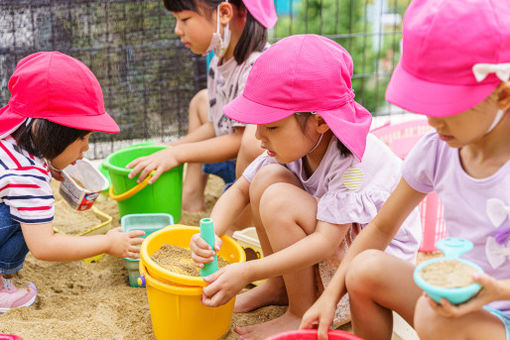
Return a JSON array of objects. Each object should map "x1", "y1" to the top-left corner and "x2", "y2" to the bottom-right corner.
[{"x1": 385, "y1": 0, "x2": 510, "y2": 117}]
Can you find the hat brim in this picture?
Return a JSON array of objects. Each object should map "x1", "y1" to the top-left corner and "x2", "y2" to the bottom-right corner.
[
  {"x1": 0, "y1": 104, "x2": 119, "y2": 138},
  {"x1": 224, "y1": 93, "x2": 372, "y2": 161},
  {"x1": 46, "y1": 111, "x2": 120, "y2": 134},
  {"x1": 224, "y1": 93, "x2": 294, "y2": 124},
  {"x1": 385, "y1": 62, "x2": 499, "y2": 117}
]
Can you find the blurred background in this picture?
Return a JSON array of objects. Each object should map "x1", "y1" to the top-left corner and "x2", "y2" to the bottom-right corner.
[{"x1": 0, "y1": 0, "x2": 411, "y2": 159}]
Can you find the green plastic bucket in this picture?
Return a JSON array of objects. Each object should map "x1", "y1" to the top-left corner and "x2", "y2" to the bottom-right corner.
[
  {"x1": 103, "y1": 145, "x2": 183, "y2": 221},
  {"x1": 99, "y1": 141, "x2": 155, "y2": 193}
]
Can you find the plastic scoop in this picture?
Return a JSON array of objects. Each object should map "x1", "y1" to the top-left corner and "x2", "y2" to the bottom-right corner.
[
  {"x1": 414, "y1": 237, "x2": 483, "y2": 304},
  {"x1": 200, "y1": 218, "x2": 219, "y2": 276}
]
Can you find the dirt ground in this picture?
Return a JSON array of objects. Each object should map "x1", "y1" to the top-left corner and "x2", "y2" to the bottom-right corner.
[
  {"x1": 0, "y1": 175, "x2": 291, "y2": 340},
  {"x1": 0, "y1": 174, "x2": 436, "y2": 339}
]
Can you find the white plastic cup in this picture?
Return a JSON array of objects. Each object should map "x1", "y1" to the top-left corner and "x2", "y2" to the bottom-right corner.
[{"x1": 59, "y1": 159, "x2": 109, "y2": 211}]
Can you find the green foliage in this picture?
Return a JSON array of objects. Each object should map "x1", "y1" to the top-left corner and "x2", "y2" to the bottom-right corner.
[{"x1": 272, "y1": 0, "x2": 406, "y2": 113}]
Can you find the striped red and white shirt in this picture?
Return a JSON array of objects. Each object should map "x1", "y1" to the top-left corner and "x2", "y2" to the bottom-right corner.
[{"x1": 0, "y1": 135, "x2": 54, "y2": 224}]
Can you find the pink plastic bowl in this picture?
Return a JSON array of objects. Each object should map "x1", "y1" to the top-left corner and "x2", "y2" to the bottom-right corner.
[{"x1": 265, "y1": 329, "x2": 363, "y2": 340}]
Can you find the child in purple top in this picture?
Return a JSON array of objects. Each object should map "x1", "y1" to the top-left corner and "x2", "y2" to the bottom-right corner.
[
  {"x1": 189, "y1": 34, "x2": 422, "y2": 338},
  {"x1": 301, "y1": 1, "x2": 510, "y2": 340}
]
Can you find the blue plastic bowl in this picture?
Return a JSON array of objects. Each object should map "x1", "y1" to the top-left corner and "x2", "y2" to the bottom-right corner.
[{"x1": 414, "y1": 257, "x2": 483, "y2": 304}]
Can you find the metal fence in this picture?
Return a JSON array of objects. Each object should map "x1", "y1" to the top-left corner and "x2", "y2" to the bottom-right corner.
[{"x1": 0, "y1": 0, "x2": 410, "y2": 159}]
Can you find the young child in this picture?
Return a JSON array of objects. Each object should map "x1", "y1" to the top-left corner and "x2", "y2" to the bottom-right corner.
[
  {"x1": 127, "y1": 0, "x2": 277, "y2": 214},
  {"x1": 300, "y1": 1, "x2": 510, "y2": 340},
  {"x1": 0, "y1": 52, "x2": 144, "y2": 312},
  {"x1": 189, "y1": 34, "x2": 423, "y2": 339}
]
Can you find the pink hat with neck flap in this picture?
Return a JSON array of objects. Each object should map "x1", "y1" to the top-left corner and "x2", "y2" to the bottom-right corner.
[
  {"x1": 223, "y1": 34, "x2": 372, "y2": 161},
  {"x1": 385, "y1": 0, "x2": 510, "y2": 117}
]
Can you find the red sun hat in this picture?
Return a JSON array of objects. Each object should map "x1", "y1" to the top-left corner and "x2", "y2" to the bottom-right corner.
[
  {"x1": 223, "y1": 34, "x2": 372, "y2": 161},
  {"x1": 0, "y1": 51, "x2": 119, "y2": 139}
]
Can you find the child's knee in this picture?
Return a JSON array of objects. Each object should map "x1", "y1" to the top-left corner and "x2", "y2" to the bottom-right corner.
[
  {"x1": 414, "y1": 295, "x2": 445, "y2": 339},
  {"x1": 249, "y1": 164, "x2": 297, "y2": 204},
  {"x1": 189, "y1": 89, "x2": 208, "y2": 121},
  {"x1": 346, "y1": 249, "x2": 387, "y2": 294},
  {"x1": 239, "y1": 125, "x2": 262, "y2": 161}
]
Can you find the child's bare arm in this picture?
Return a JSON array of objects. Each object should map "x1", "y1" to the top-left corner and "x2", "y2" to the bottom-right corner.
[
  {"x1": 301, "y1": 178, "x2": 426, "y2": 339},
  {"x1": 169, "y1": 121, "x2": 216, "y2": 146},
  {"x1": 21, "y1": 223, "x2": 144, "y2": 261},
  {"x1": 190, "y1": 177, "x2": 250, "y2": 266},
  {"x1": 127, "y1": 128, "x2": 243, "y2": 184},
  {"x1": 201, "y1": 219, "x2": 349, "y2": 307}
]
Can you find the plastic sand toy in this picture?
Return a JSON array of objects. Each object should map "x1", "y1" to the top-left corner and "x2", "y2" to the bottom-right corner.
[
  {"x1": 200, "y1": 218, "x2": 219, "y2": 276},
  {"x1": 414, "y1": 238, "x2": 483, "y2": 304},
  {"x1": 59, "y1": 158, "x2": 109, "y2": 211}
]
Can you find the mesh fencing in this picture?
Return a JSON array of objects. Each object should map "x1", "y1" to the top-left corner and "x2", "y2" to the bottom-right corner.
[
  {"x1": 0, "y1": 0, "x2": 206, "y2": 159},
  {"x1": 0, "y1": 0, "x2": 411, "y2": 159}
]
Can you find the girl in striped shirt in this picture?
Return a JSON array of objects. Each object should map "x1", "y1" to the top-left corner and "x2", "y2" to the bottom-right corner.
[{"x1": 0, "y1": 52, "x2": 144, "y2": 312}]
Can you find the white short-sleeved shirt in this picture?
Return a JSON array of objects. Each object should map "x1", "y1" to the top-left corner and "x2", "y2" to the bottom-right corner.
[
  {"x1": 244, "y1": 133, "x2": 423, "y2": 262},
  {"x1": 207, "y1": 46, "x2": 269, "y2": 137},
  {"x1": 403, "y1": 132, "x2": 510, "y2": 313},
  {"x1": 0, "y1": 136, "x2": 54, "y2": 224}
]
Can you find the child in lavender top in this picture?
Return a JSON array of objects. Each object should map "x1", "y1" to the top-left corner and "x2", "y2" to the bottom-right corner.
[
  {"x1": 126, "y1": 0, "x2": 276, "y2": 214},
  {"x1": 301, "y1": 1, "x2": 510, "y2": 339},
  {"x1": 189, "y1": 34, "x2": 422, "y2": 339}
]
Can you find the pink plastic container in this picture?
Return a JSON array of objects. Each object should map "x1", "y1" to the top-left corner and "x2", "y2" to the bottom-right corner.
[
  {"x1": 266, "y1": 329, "x2": 362, "y2": 340},
  {"x1": 0, "y1": 335, "x2": 23, "y2": 340},
  {"x1": 371, "y1": 119, "x2": 446, "y2": 253}
]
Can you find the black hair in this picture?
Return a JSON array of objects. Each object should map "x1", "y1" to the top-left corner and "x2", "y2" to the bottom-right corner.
[
  {"x1": 294, "y1": 112, "x2": 352, "y2": 157},
  {"x1": 163, "y1": 0, "x2": 268, "y2": 64},
  {"x1": 12, "y1": 119, "x2": 91, "y2": 160}
]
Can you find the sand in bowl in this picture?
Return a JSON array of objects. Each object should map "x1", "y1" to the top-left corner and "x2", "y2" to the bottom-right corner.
[
  {"x1": 151, "y1": 244, "x2": 229, "y2": 276},
  {"x1": 421, "y1": 259, "x2": 479, "y2": 288}
]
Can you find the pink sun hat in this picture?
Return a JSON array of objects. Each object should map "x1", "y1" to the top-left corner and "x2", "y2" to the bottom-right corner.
[
  {"x1": 223, "y1": 34, "x2": 372, "y2": 161},
  {"x1": 243, "y1": 0, "x2": 277, "y2": 29},
  {"x1": 0, "y1": 51, "x2": 119, "y2": 139},
  {"x1": 385, "y1": 0, "x2": 510, "y2": 117}
]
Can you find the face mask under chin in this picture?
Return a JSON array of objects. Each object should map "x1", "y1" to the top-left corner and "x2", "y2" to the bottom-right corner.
[{"x1": 202, "y1": 3, "x2": 231, "y2": 58}]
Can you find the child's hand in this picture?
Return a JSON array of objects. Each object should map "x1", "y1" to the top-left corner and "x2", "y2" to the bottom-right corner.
[
  {"x1": 300, "y1": 292, "x2": 337, "y2": 340},
  {"x1": 105, "y1": 227, "x2": 145, "y2": 258},
  {"x1": 201, "y1": 262, "x2": 249, "y2": 307},
  {"x1": 425, "y1": 272, "x2": 502, "y2": 318},
  {"x1": 49, "y1": 167, "x2": 65, "y2": 181},
  {"x1": 189, "y1": 233, "x2": 222, "y2": 268},
  {"x1": 126, "y1": 147, "x2": 181, "y2": 184}
]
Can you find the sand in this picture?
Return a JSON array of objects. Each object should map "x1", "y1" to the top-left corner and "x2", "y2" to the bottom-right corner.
[
  {"x1": 0, "y1": 175, "x2": 289, "y2": 340},
  {"x1": 0, "y1": 174, "x2": 427, "y2": 339},
  {"x1": 421, "y1": 259, "x2": 478, "y2": 288}
]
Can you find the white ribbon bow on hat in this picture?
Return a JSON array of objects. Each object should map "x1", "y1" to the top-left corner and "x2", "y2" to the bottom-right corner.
[
  {"x1": 472, "y1": 63, "x2": 510, "y2": 82},
  {"x1": 486, "y1": 236, "x2": 510, "y2": 269}
]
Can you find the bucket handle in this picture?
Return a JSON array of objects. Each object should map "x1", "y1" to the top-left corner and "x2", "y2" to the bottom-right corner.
[{"x1": 109, "y1": 171, "x2": 154, "y2": 201}]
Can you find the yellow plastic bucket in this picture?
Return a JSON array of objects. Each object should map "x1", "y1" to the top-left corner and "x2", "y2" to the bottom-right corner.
[
  {"x1": 140, "y1": 225, "x2": 245, "y2": 287},
  {"x1": 139, "y1": 264, "x2": 235, "y2": 340}
]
